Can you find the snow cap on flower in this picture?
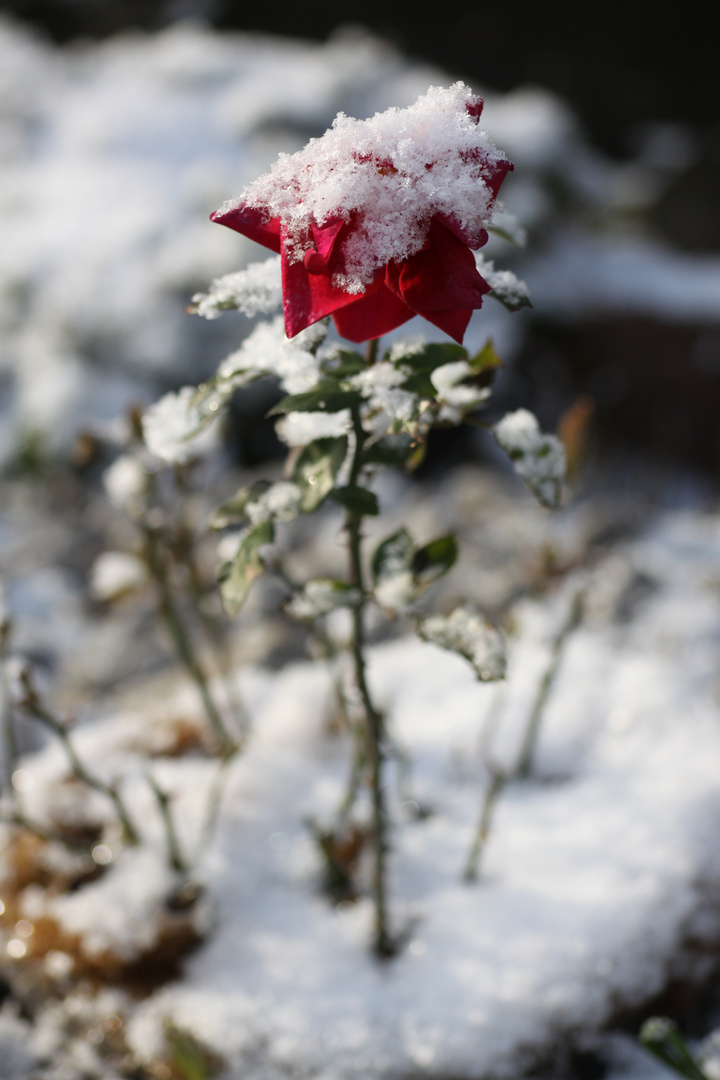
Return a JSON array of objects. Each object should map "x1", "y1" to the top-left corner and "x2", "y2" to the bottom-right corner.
[{"x1": 212, "y1": 83, "x2": 512, "y2": 345}]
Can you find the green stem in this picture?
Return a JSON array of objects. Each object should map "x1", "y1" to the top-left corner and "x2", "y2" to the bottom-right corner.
[
  {"x1": 463, "y1": 767, "x2": 505, "y2": 883},
  {"x1": 147, "y1": 772, "x2": 188, "y2": 874},
  {"x1": 197, "y1": 746, "x2": 239, "y2": 859},
  {"x1": 142, "y1": 521, "x2": 235, "y2": 759},
  {"x1": 347, "y1": 388, "x2": 392, "y2": 956},
  {"x1": 24, "y1": 698, "x2": 140, "y2": 845},
  {"x1": 516, "y1": 588, "x2": 585, "y2": 778}
]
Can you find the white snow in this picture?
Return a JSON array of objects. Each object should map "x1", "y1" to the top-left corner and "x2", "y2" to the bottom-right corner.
[
  {"x1": 494, "y1": 408, "x2": 566, "y2": 509},
  {"x1": 192, "y1": 255, "x2": 283, "y2": 320},
  {"x1": 5, "y1": 505, "x2": 720, "y2": 1078},
  {"x1": 222, "y1": 83, "x2": 509, "y2": 292}
]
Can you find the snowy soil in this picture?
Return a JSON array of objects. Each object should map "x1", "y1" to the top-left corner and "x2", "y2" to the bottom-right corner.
[{"x1": 3, "y1": 487, "x2": 720, "y2": 1079}]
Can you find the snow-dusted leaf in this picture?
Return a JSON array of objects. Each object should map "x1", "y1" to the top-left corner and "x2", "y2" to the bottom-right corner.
[
  {"x1": 210, "y1": 480, "x2": 302, "y2": 529},
  {"x1": 292, "y1": 437, "x2": 348, "y2": 512},
  {"x1": 372, "y1": 529, "x2": 457, "y2": 612},
  {"x1": 143, "y1": 386, "x2": 219, "y2": 464},
  {"x1": 417, "y1": 606, "x2": 506, "y2": 681},
  {"x1": 488, "y1": 208, "x2": 527, "y2": 248},
  {"x1": 269, "y1": 380, "x2": 360, "y2": 417},
  {"x1": 363, "y1": 432, "x2": 423, "y2": 468},
  {"x1": 413, "y1": 535, "x2": 458, "y2": 586},
  {"x1": 332, "y1": 486, "x2": 379, "y2": 516},
  {"x1": 284, "y1": 578, "x2": 362, "y2": 622},
  {"x1": 190, "y1": 256, "x2": 282, "y2": 320},
  {"x1": 218, "y1": 521, "x2": 274, "y2": 616},
  {"x1": 322, "y1": 349, "x2": 366, "y2": 377},
  {"x1": 493, "y1": 409, "x2": 565, "y2": 509},
  {"x1": 476, "y1": 255, "x2": 531, "y2": 312}
]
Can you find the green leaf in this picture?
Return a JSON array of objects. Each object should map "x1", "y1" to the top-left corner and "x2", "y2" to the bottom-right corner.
[
  {"x1": 640, "y1": 1018, "x2": 711, "y2": 1080},
  {"x1": 468, "y1": 339, "x2": 503, "y2": 375},
  {"x1": 371, "y1": 528, "x2": 414, "y2": 585},
  {"x1": 322, "y1": 350, "x2": 366, "y2": 376},
  {"x1": 331, "y1": 486, "x2": 379, "y2": 516},
  {"x1": 397, "y1": 342, "x2": 468, "y2": 375},
  {"x1": 218, "y1": 521, "x2": 274, "y2": 617},
  {"x1": 363, "y1": 433, "x2": 422, "y2": 468},
  {"x1": 209, "y1": 480, "x2": 272, "y2": 529},
  {"x1": 412, "y1": 534, "x2": 458, "y2": 585},
  {"x1": 292, "y1": 437, "x2": 348, "y2": 512},
  {"x1": 417, "y1": 607, "x2": 506, "y2": 681},
  {"x1": 268, "y1": 380, "x2": 360, "y2": 416}
]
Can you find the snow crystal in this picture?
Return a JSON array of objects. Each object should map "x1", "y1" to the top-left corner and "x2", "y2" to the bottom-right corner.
[
  {"x1": 192, "y1": 256, "x2": 283, "y2": 320},
  {"x1": 494, "y1": 408, "x2": 565, "y2": 509},
  {"x1": 143, "y1": 386, "x2": 219, "y2": 464},
  {"x1": 89, "y1": 551, "x2": 148, "y2": 602},
  {"x1": 220, "y1": 83, "x2": 509, "y2": 292}
]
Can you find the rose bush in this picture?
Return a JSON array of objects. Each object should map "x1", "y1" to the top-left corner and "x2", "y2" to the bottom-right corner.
[{"x1": 211, "y1": 84, "x2": 513, "y2": 345}]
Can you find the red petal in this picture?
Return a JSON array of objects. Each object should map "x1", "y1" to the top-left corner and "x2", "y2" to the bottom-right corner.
[
  {"x1": 434, "y1": 212, "x2": 488, "y2": 251},
  {"x1": 465, "y1": 96, "x2": 484, "y2": 122},
  {"x1": 303, "y1": 216, "x2": 347, "y2": 273},
  {"x1": 210, "y1": 202, "x2": 282, "y2": 254},
  {"x1": 421, "y1": 308, "x2": 474, "y2": 344},
  {"x1": 388, "y1": 220, "x2": 491, "y2": 314},
  {"x1": 332, "y1": 284, "x2": 415, "y2": 343},
  {"x1": 283, "y1": 243, "x2": 382, "y2": 338},
  {"x1": 484, "y1": 157, "x2": 514, "y2": 200}
]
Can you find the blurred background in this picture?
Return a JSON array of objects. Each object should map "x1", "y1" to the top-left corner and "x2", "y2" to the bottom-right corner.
[{"x1": 0, "y1": 0, "x2": 718, "y2": 484}]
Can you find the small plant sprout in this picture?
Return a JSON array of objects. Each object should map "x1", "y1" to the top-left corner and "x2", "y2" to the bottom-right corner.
[{"x1": 173, "y1": 83, "x2": 567, "y2": 954}]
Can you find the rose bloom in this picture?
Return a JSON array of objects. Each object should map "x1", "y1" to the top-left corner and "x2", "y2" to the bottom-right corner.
[{"x1": 212, "y1": 84, "x2": 512, "y2": 345}]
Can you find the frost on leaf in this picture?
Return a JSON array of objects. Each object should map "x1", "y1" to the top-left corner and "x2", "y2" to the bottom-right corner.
[
  {"x1": 476, "y1": 254, "x2": 531, "y2": 312},
  {"x1": 218, "y1": 317, "x2": 327, "y2": 396},
  {"x1": 493, "y1": 408, "x2": 565, "y2": 509},
  {"x1": 284, "y1": 578, "x2": 362, "y2": 622},
  {"x1": 417, "y1": 606, "x2": 506, "y2": 681},
  {"x1": 211, "y1": 480, "x2": 302, "y2": 529},
  {"x1": 191, "y1": 256, "x2": 282, "y2": 319},
  {"x1": 218, "y1": 522, "x2": 274, "y2": 616},
  {"x1": 143, "y1": 387, "x2": 218, "y2": 464},
  {"x1": 372, "y1": 529, "x2": 458, "y2": 613}
]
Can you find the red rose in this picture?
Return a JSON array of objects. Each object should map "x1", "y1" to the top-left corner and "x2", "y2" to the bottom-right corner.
[{"x1": 211, "y1": 84, "x2": 512, "y2": 345}]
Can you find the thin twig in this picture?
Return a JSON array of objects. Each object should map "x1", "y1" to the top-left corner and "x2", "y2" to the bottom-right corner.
[
  {"x1": 516, "y1": 587, "x2": 585, "y2": 778},
  {"x1": 142, "y1": 520, "x2": 236, "y2": 758},
  {"x1": 462, "y1": 767, "x2": 506, "y2": 883},
  {"x1": 17, "y1": 676, "x2": 140, "y2": 845},
  {"x1": 147, "y1": 772, "x2": 188, "y2": 874}
]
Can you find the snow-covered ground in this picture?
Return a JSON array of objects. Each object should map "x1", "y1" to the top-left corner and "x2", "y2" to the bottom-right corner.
[{"x1": 3, "y1": 471, "x2": 720, "y2": 1079}]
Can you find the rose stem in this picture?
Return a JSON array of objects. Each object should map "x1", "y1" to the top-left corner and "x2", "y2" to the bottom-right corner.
[
  {"x1": 347, "y1": 343, "x2": 391, "y2": 956},
  {"x1": 17, "y1": 671, "x2": 140, "y2": 845},
  {"x1": 142, "y1": 518, "x2": 235, "y2": 759},
  {"x1": 462, "y1": 766, "x2": 505, "y2": 883},
  {"x1": 147, "y1": 772, "x2": 188, "y2": 874},
  {"x1": 516, "y1": 587, "x2": 585, "y2": 779}
]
